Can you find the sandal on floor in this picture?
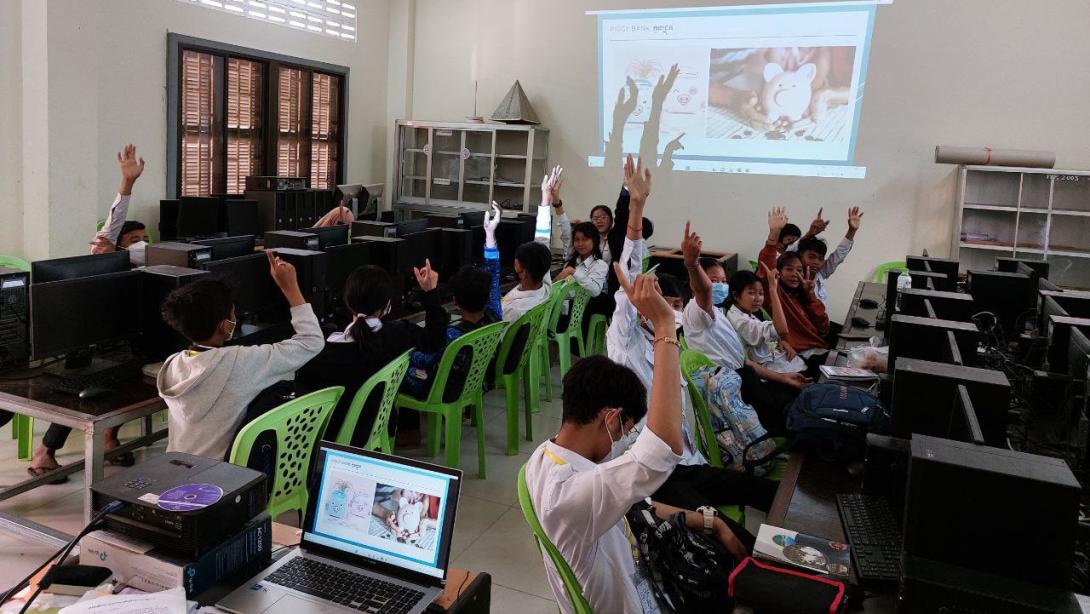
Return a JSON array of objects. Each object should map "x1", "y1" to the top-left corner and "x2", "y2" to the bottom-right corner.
[
  {"x1": 107, "y1": 451, "x2": 135, "y2": 467},
  {"x1": 27, "y1": 465, "x2": 69, "y2": 485}
]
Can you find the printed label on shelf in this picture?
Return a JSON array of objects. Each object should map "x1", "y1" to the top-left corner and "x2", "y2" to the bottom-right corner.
[{"x1": 433, "y1": 178, "x2": 452, "y2": 186}]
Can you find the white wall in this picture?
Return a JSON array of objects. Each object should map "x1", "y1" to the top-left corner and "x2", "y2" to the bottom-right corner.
[
  {"x1": 6, "y1": 0, "x2": 390, "y2": 261},
  {"x1": 407, "y1": 0, "x2": 1090, "y2": 319},
  {"x1": 0, "y1": 2, "x2": 23, "y2": 260}
]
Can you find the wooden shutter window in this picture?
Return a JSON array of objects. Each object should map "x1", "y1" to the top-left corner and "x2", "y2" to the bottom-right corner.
[
  {"x1": 310, "y1": 72, "x2": 340, "y2": 189},
  {"x1": 180, "y1": 50, "x2": 216, "y2": 196},
  {"x1": 226, "y1": 57, "x2": 264, "y2": 194},
  {"x1": 276, "y1": 66, "x2": 308, "y2": 178}
]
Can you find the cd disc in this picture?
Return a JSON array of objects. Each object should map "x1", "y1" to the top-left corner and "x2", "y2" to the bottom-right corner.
[{"x1": 157, "y1": 483, "x2": 224, "y2": 512}]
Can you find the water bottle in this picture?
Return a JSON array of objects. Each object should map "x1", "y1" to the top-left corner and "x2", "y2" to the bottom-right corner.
[{"x1": 895, "y1": 272, "x2": 911, "y2": 310}]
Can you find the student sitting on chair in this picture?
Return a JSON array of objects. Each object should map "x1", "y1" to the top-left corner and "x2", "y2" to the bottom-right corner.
[
  {"x1": 525, "y1": 278, "x2": 748, "y2": 614},
  {"x1": 550, "y1": 174, "x2": 608, "y2": 298},
  {"x1": 157, "y1": 251, "x2": 325, "y2": 460},
  {"x1": 681, "y1": 223, "x2": 808, "y2": 439},
  {"x1": 790, "y1": 207, "x2": 864, "y2": 310},
  {"x1": 296, "y1": 261, "x2": 448, "y2": 446},
  {"x1": 758, "y1": 208, "x2": 831, "y2": 370},
  {"x1": 726, "y1": 268, "x2": 807, "y2": 375},
  {"x1": 30, "y1": 144, "x2": 149, "y2": 480}
]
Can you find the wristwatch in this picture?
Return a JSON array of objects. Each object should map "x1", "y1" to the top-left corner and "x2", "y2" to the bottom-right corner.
[{"x1": 696, "y1": 506, "x2": 717, "y2": 535}]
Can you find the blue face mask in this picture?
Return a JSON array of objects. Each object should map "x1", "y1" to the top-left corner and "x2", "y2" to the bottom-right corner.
[{"x1": 710, "y1": 282, "x2": 730, "y2": 306}]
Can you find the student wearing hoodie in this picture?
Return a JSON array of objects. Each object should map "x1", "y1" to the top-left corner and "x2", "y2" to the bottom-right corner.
[{"x1": 157, "y1": 251, "x2": 325, "y2": 460}]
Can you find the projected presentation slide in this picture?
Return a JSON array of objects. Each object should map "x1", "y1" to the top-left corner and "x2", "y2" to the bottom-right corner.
[{"x1": 588, "y1": 2, "x2": 880, "y2": 178}]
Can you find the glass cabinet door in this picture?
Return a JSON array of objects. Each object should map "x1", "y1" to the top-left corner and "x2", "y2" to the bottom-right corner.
[
  {"x1": 430, "y1": 127, "x2": 463, "y2": 204},
  {"x1": 399, "y1": 126, "x2": 430, "y2": 204},
  {"x1": 462, "y1": 130, "x2": 494, "y2": 206}
]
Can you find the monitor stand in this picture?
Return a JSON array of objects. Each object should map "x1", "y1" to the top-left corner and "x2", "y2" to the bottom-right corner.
[{"x1": 43, "y1": 349, "x2": 126, "y2": 380}]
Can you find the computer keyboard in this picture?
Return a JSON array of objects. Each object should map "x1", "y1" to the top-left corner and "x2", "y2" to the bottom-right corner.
[
  {"x1": 267, "y1": 556, "x2": 426, "y2": 613},
  {"x1": 49, "y1": 360, "x2": 143, "y2": 397},
  {"x1": 836, "y1": 493, "x2": 902, "y2": 583}
]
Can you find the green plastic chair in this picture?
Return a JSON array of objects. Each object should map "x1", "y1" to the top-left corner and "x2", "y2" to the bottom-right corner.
[
  {"x1": 494, "y1": 302, "x2": 551, "y2": 455},
  {"x1": 333, "y1": 350, "x2": 413, "y2": 453},
  {"x1": 396, "y1": 321, "x2": 505, "y2": 478},
  {"x1": 228, "y1": 386, "x2": 344, "y2": 521},
  {"x1": 585, "y1": 314, "x2": 608, "y2": 356},
  {"x1": 536, "y1": 281, "x2": 572, "y2": 404},
  {"x1": 517, "y1": 464, "x2": 593, "y2": 614},
  {"x1": 873, "y1": 260, "x2": 907, "y2": 283},
  {"x1": 749, "y1": 259, "x2": 759, "y2": 272},
  {"x1": 0, "y1": 255, "x2": 30, "y2": 271},
  {"x1": 546, "y1": 282, "x2": 594, "y2": 377}
]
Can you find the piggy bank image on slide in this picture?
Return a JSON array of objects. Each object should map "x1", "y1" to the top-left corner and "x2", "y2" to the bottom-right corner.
[{"x1": 760, "y1": 62, "x2": 816, "y2": 123}]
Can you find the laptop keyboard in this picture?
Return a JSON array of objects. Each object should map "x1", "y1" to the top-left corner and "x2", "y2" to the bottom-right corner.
[{"x1": 267, "y1": 557, "x2": 426, "y2": 613}]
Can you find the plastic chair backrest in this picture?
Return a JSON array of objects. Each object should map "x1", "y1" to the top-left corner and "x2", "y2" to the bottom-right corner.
[
  {"x1": 228, "y1": 386, "x2": 344, "y2": 518},
  {"x1": 873, "y1": 260, "x2": 908, "y2": 283},
  {"x1": 0, "y1": 255, "x2": 30, "y2": 271},
  {"x1": 749, "y1": 259, "x2": 759, "y2": 272},
  {"x1": 517, "y1": 464, "x2": 593, "y2": 614},
  {"x1": 568, "y1": 284, "x2": 593, "y2": 334},
  {"x1": 424, "y1": 321, "x2": 506, "y2": 405},
  {"x1": 334, "y1": 350, "x2": 413, "y2": 451},
  {"x1": 495, "y1": 301, "x2": 550, "y2": 378},
  {"x1": 679, "y1": 349, "x2": 724, "y2": 468},
  {"x1": 545, "y1": 279, "x2": 573, "y2": 334}
]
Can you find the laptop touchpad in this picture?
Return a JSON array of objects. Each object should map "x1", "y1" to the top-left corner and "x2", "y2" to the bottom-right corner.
[{"x1": 265, "y1": 595, "x2": 337, "y2": 614}]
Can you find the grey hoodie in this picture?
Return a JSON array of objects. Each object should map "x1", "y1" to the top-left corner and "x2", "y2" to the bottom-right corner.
[{"x1": 157, "y1": 303, "x2": 325, "y2": 460}]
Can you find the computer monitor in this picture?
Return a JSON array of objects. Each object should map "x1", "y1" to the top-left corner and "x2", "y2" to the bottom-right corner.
[
  {"x1": 399, "y1": 229, "x2": 441, "y2": 271},
  {"x1": 305, "y1": 225, "x2": 351, "y2": 250},
  {"x1": 899, "y1": 289, "x2": 975, "y2": 321},
  {"x1": 325, "y1": 242, "x2": 372, "y2": 302},
  {"x1": 31, "y1": 252, "x2": 131, "y2": 283},
  {"x1": 202, "y1": 253, "x2": 286, "y2": 322},
  {"x1": 1068, "y1": 327, "x2": 1090, "y2": 383},
  {"x1": 997, "y1": 256, "x2": 1050, "y2": 279},
  {"x1": 393, "y1": 218, "x2": 428, "y2": 238},
  {"x1": 336, "y1": 183, "x2": 364, "y2": 217},
  {"x1": 177, "y1": 196, "x2": 222, "y2": 238},
  {"x1": 351, "y1": 236, "x2": 405, "y2": 306},
  {"x1": 883, "y1": 269, "x2": 902, "y2": 332},
  {"x1": 908, "y1": 270, "x2": 950, "y2": 291},
  {"x1": 906, "y1": 256, "x2": 959, "y2": 287},
  {"x1": 1039, "y1": 294, "x2": 1069, "y2": 337},
  {"x1": 191, "y1": 235, "x2": 256, "y2": 261},
  {"x1": 494, "y1": 220, "x2": 524, "y2": 268},
  {"x1": 889, "y1": 314, "x2": 979, "y2": 369},
  {"x1": 224, "y1": 199, "x2": 260, "y2": 237},
  {"x1": 1047, "y1": 314, "x2": 1090, "y2": 374},
  {"x1": 951, "y1": 384, "x2": 986, "y2": 445},
  {"x1": 1039, "y1": 275, "x2": 1060, "y2": 293},
  {"x1": 967, "y1": 270, "x2": 1034, "y2": 337},
  {"x1": 31, "y1": 270, "x2": 142, "y2": 360},
  {"x1": 890, "y1": 357, "x2": 1010, "y2": 446},
  {"x1": 460, "y1": 210, "x2": 485, "y2": 228},
  {"x1": 1043, "y1": 290, "x2": 1090, "y2": 319},
  {"x1": 361, "y1": 183, "x2": 384, "y2": 219}
]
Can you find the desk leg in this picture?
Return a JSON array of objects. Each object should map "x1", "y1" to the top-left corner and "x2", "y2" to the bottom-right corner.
[
  {"x1": 142, "y1": 414, "x2": 152, "y2": 438},
  {"x1": 84, "y1": 425, "x2": 105, "y2": 523}
]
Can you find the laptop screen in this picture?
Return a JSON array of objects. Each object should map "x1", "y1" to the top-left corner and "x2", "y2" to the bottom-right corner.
[{"x1": 303, "y1": 444, "x2": 461, "y2": 580}]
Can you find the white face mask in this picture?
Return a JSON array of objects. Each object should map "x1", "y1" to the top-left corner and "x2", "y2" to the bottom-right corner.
[
  {"x1": 643, "y1": 310, "x2": 683, "y2": 334},
  {"x1": 126, "y1": 241, "x2": 148, "y2": 267},
  {"x1": 226, "y1": 319, "x2": 238, "y2": 339},
  {"x1": 602, "y1": 411, "x2": 628, "y2": 463}
]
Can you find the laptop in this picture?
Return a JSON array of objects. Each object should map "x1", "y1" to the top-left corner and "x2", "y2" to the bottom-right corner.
[{"x1": 218, "y1": 442, "x2": 462, "y2": 614}]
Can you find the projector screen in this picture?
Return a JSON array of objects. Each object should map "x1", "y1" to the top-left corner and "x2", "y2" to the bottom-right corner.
[{"x1": 588, "y1": 2, "x2": 882, "y2": 178}]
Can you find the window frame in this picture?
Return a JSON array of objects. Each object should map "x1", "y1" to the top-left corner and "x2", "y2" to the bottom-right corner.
[{"x1": 167, "y1": 33, "x2": 349, "y2": 198}]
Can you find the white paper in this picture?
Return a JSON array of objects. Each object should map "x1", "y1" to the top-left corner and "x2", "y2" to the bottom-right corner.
[{"x1": 59, "y1": 587, "x2": 187, "y2": 614}]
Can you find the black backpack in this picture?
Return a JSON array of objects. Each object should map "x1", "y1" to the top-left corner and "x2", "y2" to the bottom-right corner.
[
  {"x1": 626, "y1": 501, "x2": 735, "y2": 613},
  {"x1": 785, "y1": 383, "x2": 889, "y2": 461}
]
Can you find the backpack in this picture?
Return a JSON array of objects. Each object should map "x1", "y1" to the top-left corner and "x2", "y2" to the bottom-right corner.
[
  {"x1": 626, "y1": 501, "x2": 735, "y2": 613},
  {"x1": 785, "y1": 383, "x2": 889, "y2": 461},
  {"x1": 694, "y1": 367, "x2": 780, "y2": 476}
]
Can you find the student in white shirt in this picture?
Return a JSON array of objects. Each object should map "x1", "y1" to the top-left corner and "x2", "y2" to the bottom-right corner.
[
  {"x1": 526, "y1": 262, "x2": 746, "y2": 614},
  {"x1": 726, "y1": 268, "x2": 807, "y2": 374},
  {"x1": 493, "y1": 167, "x2": 563, "y2": 322},
  {"x1": 789, "y1": 207, "x2": 864, "y2": 308},
  {"x1": 552, "y1": 211, "x2": 608, "y2": 299}
]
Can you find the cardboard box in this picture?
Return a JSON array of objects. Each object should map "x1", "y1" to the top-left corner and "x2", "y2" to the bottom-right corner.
[{"x1": 80, "y1": 513, "x2": 271, "y2": 597}]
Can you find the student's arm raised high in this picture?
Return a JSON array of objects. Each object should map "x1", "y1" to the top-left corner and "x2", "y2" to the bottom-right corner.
[
  {"x1": 682, "y1": 221, "x2": 713, "y2": 316},
  {"x1": 93, "y1": 144, "x2": 145, "y2": 254}
]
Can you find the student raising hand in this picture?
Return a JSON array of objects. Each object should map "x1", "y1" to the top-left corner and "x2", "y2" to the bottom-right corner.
[
  {"x1": 267, "y1": 250, "x2": 305, "y2": 307},
  {"x1": 846, "y1": 206, "x2": 864, "y2": 240},
  {"x1": 483, "y1": 202, "x2": 502, "y2": 249},
  {"x1": 623, "y1": 154, "x2": 652, "y2": 204},
  {"x1": 766, "y1": 206, "x2": 788, "y2": 244},
  {"x1": 805, "y1": 207, "x2": 829, "y2": 239},
  {"x1": 681, "y1": 220, "x2": 702, "y2": 268},
  {"x1": 413, "y1": 258, "x2": 439, "y2": 292},
  {"x1": 614, "y1": 262, "x2": 674, "y2": 331},
  {"x1": 116, "y1": 144, "x2": 145, "y2": 196}
]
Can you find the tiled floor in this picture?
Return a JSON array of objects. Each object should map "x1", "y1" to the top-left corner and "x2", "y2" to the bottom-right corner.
[{"x1": 0, "y1": 371, "x2": 568, "y2": 612}]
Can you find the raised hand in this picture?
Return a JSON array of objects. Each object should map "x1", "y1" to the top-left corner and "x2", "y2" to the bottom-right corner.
[
  {"x1": 483, "y1": 202, "x2": 502, "y2": 248},
  {"x1": 413, "y1": 258, "x2": 438, "y2": 292},
  {"x1": 767, "y1": 206, "x2": 788, "y2": 239},
  {"x1": 759, "y1": 260, "x2": 779, "y2": 287},
  {"x1": 267, "y1": 250, "x2": 298, "y2": 288},
  {"x1": 806, "y1": 207, "x2": 829, "y2": 238},
  {"x1": 541, "y1": 165, "x2": 563, "y2": 206},
  {"x1": 802, "y1": 267, "x2": 816, "y2": 293},
  {"x1": 116, "y1": 144, "x2": 145, "y2": 195},
  {"x1": 623, "y1": 154, "x2": 652, "y2": 204},
  {"x1": 846, "y1": 206, "x2": 864, "y2": 240},
  {"x1": 681, "y1": 221, "x2": 702, "y2": 267},
  {"x1": 615, "y1": 262, "x2": 675, "y2": 331}
]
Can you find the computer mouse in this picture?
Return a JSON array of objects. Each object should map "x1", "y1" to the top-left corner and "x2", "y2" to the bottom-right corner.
[
  {"x1": 78, "y1": 385, "x2": 113, "y2": 401},
  {"x1": 851, "y1": 316, "x2": 872, "y2": 328},
  {"x1": 859, "y1": 298, "x2": 879, "y2": 309}
]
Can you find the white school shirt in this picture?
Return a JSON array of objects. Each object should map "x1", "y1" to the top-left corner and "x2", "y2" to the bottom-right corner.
[
  {"x1": 788, "y1": 237, "x2": 854, "y2": 307},
  {"x1": 556, "y1": 213, "x2": 608, "y2": 297},
  {"x1": 726, "y1": 304, "x2": 807, "y2": 373},
  {"x1": 607, "y1": 237, "x2": 704, "y2": 466},
  {"x1": 681, "y1": 300, "x2": 747, "y2": 371},
  {"x1": 97, "y1": 193, "x2": 131, "y2": 243},
  {"x1": 525, "y1": 428, "x2": 680, "y2": 614},
  {"x1": 502, "y1": 277, "x2": 551, "y2": 322}
]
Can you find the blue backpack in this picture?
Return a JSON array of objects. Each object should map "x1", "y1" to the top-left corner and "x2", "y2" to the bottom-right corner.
[{"x1": 786, "y1": 383, "x2": 890, "y2": 460}]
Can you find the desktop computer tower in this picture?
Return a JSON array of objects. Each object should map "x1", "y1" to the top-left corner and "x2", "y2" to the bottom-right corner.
[
  {"x1": 427, "y1": 214, "x2": 463, "y2": 229},
  {"x1": 0, "y1": 268, "x2": 30, "y2": 370},
  {"x1": 159, "y1": 199, "x2": 180, "y2": 241},
  {"x1": 439, "y1": 228, "x2": 473, "y2": 280},
  {"x1": 224, "y1": 199, "x2": 259, "y2": 237},
  {"x1": 495, "y1": 220, "x2": 524, "y2": 268},
  {"x1": 899, "y1": 554, "x2": 1080, "y2": 613},
  {"x1": 264, "y1": 230, "x2": 320, "y2": 251},
  {"x1": 146, "y1": 242, "x2": 213, "y2": 269},
  {"x1": 245, "y1": 190, "x2": 302, "y2": 234},
  {"x1": 270, "y1": 248, "x2": 328, "y2": 320},
  {"x1": 137, "y1": 265, "x2": 210, "y2": 360},
  {"x1": 297, "y1": 191, "x2": 317, "y2": 229},
  {"x1": 904, "y1": 435, "x2": 1081, "y2": 590},
  {"x1": 352, "y1": 220, "x2": 397, "y2": 238}
]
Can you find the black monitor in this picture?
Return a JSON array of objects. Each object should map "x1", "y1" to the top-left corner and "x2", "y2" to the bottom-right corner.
[
  {"x1": 399, "y1": 229, "x2": 441, "y2": 271},
  {"x1": 325, "y1": 242, "x2": 372, "y2": 300},
  {"x1": 967, "y1": 270, "x2": 1034, "y2": 337},
  {"x1": 1039, "y1": 294, "x2": 1069, "y2": 337},
  {"x1": 1044, "y1": 290, "x2": 1090, "y2": 319},
  {"x1": 883, "y1": 269, "x2": 902, "y2": 331},
  {"x1": 1039, "y1": 276, "x2": 1060, "y2": 293},
  {"x1": 202, "y1": 253, "x2": 286, "y2": 322},
  {"x1": 177, "y1": 196, "x2": 222, "y2": 238},
  {"x1": 1068, "y1": 327, "x2": 1090, "y2": 383},
  {"x1": 393, "y1": 218, "x2": 428, "y2": 238},
  {"x1": 908, "y1": 270, "x2": 950, "y2": 291},
  {"x1": 191, "y1": 235, "x2": 256, "y2": 261},
  {"x1": 1047, "y1": 315, "x2": 1090, "y2": 374},
  {"x1": 906, "y1": 256, "x2": 959, "y2": 287},
  {"x1": 32, "y1": 252, "x2": 131, "y2": 283},
  {"x1": 460, "y1": 210, "x2": 485, "y2": 228},
  {"x1": 31, "y1": 270, "x2": 142, "y2": 359},
  {"x1": 351, "y1": 236, "x2": 405, "y2": 305},
  {"x1": 899, "y1": 288, "x2": 975, "y2": 321},
  {"x1": 890, "y1": 357, "x2": 1010, "y2": 446},
  {"x1": 305, "y1": 225, "x2": 351, "y2": 250},
  {"x1": 889, "y1": 314, "x2": 979, "y2": 369},
  {"x1": 997, "y1": 256, "x2": 1050, "y2": 279},
  {"x1": 495, "y1": 220, "x2": 524, "y2": 268}
]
